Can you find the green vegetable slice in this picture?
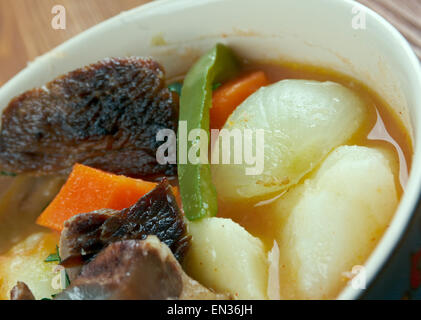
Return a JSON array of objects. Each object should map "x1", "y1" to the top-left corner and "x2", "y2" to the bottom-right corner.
[
  {"x1": 168, "y1": 82, "x2": 183, "y2": 96},
  {"x1": 178, "y1": 43, "x2": 239, "y2": 220},
  {"x1": 45, "y1": 245, "x2": 61, "y2": 262}
]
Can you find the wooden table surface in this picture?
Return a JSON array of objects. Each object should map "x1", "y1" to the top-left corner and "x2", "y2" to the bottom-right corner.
[
  {"x1": 0, "y1": 0, "x2": 419, "y2": 87},
  {"x1": 0, "y1": 0, "x2": 152, "y2": 86}
]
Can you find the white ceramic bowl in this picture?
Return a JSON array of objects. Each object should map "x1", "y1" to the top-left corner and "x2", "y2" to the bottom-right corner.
[{"x1": 0, "y1": 0, "x2": 420, "y2": 299}]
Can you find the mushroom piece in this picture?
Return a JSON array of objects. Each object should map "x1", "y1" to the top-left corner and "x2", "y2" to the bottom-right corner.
[{"x1": 59, "y1": 179, "x2": 191, "y2": 281}]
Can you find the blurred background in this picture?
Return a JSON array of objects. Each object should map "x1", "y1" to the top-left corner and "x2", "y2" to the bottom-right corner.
[{"x1": 0, "y1": 0, "x2": 419, "y2": 87}]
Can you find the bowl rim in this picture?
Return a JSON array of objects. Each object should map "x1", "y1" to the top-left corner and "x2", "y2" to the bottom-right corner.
[{"x1": 335, "y1": 0, "x2": 421, "y2": 300}]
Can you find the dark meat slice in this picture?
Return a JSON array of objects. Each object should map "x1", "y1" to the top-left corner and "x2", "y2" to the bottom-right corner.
[
  {"x1": 60, "y1": 179, "x2": 190, "y2": 280},
  {"x1": 100, "y1": 179, "x2": 189, "y2": 259},
  {"x1": 10, "y1": 282, "x2": 35, "y2": 300},
  {"x1": 55, "y1": 237, "x2": 231, "y2": 300},
  {"x1": 59, "y1": 209, "x2": 116, "y2": 280},
  {"x1": 0, "y1": 57, "x2": 178, "y2": 178}
]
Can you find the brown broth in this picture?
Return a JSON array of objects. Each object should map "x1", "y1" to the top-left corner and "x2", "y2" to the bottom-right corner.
[{"x1": 217, "y1": 60, "x2": 413, "y2": 250}]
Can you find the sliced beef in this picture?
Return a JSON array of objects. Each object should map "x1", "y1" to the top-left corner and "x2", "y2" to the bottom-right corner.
[
  {"x1": 0, "y1": 57, "x2": 178, "y2": 178},
  {"x1": 55, "y1": 237, "x2": 231, "y2": 300},
  {"x1": 60, "y1": 179, "x2": 190, "y2": 280},
  {"x1": 59, "y1": 209, "x2": 116, "y2": 280},
  {"x1": 10, "y1": 282, "x2": 35, "y2": 300}
]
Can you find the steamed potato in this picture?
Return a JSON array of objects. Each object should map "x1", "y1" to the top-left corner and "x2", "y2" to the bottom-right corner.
[
  {"x1": 212, "y1": 80, "x2": 366, "y2": 202},
  {"x1": 184, "y1": 217, "x2": 268, "y2": 299},
  {"x1": 0, "y1": 232, "x2": 61, "y2": 300},
  {"x1": 273, "y1": 146, "x2": 398, "y2": 299}
]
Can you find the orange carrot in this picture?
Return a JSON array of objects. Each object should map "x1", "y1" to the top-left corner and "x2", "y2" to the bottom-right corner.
[
  {"x1": 36, "y1": 164, "x2": 158, "y2": 232},
  {"x1": 210, "y1": 71, "x2": 270, "y2": 129}
]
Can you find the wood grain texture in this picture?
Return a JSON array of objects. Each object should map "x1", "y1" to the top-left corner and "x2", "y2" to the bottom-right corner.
[
  {"x1": 357, "y1": 0, "x2": 421, "y2": 59},
  {"x1": 0, "y1": 0, "x2": 151, "y2": 86},
  {"x1": 0, "y1": 0, "x2": 419, "y2": 87}
]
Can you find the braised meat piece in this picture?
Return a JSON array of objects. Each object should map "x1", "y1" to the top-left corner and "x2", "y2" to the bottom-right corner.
[
  {"x1": 59, "y1": 209, "x2": 115, "y2": 280},
  {"x1": 55, "y1": 237, "x2": 231, "y2": 300},
  {"x1": 10, "y1": 282, "x2": 35, "y2": 300},
  {"x1": 59, "y1": 179, "x2": 190, "y2": 280},
  {"x1": 0, "y1": 58, "x2": 178, "y2": 178}
]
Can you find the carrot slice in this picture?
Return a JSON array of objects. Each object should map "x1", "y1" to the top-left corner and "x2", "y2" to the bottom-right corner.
[
  {"x1": 36, "y1": 164, "x2": 158, "y2": 232},
  {"x1": 210, "y1": 71, "x2": 270, "y2": 129}
]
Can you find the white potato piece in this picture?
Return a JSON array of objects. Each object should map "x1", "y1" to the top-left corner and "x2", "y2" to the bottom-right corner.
[
  {"x1": 0, "y1": 232, "x2": 61, "y2": 300},
  {"x1": 212, "y1": 80, "x2": 366, "y2": 201},
  {"x1": 274, "y1": 146, "x2": 398, "y2": 299},
  {"x1": 184, "y1": 217, "x2": 268, "y2": 299}
]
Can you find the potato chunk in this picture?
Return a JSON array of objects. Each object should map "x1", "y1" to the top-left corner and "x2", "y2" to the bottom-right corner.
[
  {"x1": 184, "y1": 217, "x2": 268, "y2": 299},
  {"x1": 0, "y1": 232, "x2": 60, "y2": 300},
  {"x1": 274, "y1": 146, "x2": 398, "y2": 299},
  {"x1": 212, "y1": 80, "x2": 366, "y2": 202}
]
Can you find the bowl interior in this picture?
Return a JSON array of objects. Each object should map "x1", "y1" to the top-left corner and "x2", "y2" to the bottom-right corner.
[{"x1": 0, "y1": 0, "x2": 420, "y2": 299}]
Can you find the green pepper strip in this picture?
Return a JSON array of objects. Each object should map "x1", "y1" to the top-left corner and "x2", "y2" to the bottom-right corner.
[{"x1": 178, "y1": 43, "x2": 239, "y2": 220}]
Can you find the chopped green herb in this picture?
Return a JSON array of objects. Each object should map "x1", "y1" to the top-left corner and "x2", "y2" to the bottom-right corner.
[
  {"x1": 44, "y1": 253, "x2": 60, "y2": 262},
  {"x1": 42, "y1": 245, "x2": 71, "y2": 299},
  {"x1": 41, "y1": 293, "x2": 58, "y2": 300},
  {"x1": 64, "y1": 271, "x2": 70, "y2": 288},
  {"x1": 212, "y1": 82, "x2": 222, "y2": 90},
  {"x1": 0, "y1": 171, "x2": 17, "y2": 177},
  {"x1": 168, "y1": 82, "x2": 183, "y2": 96},
  {"x1": 45, "y1": 245, "x2": 61, "y2": 263}
]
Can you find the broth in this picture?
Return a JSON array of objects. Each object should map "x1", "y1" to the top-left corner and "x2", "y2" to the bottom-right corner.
[
  {"x1": 217, "y1": 59, "x2": 412, "y2": 250},
  {"x1": 0, "y1": 57, "x2": 413, "y2": 300}
]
